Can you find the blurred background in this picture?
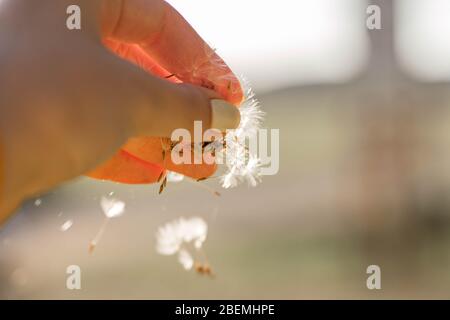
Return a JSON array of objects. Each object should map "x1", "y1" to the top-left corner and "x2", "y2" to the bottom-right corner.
[{"x1": 2, "y1": 0, "x2": 450, "y2": 299}]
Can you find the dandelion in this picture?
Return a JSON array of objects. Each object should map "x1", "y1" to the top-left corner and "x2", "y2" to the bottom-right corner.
[
  {"x1": 89, "y1": 196, "x2": 125, "y2": 254},
  {"x1": 156, "y1": 217, "x2": 213, "y2": 276},
  {"x1": 219, "y1": 83, "x2": 265, "y2": 188},
  {"x1": 182, "y1": 79, "x2": 265, "y2": 189},
  {"x1": 156, "y1": 79, "x2": 264, "y2": 191}
]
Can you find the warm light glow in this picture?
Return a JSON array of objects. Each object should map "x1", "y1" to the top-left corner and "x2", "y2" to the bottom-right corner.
[{"x1": 167, "y1": 0, "x2": 369, "y2": 91}]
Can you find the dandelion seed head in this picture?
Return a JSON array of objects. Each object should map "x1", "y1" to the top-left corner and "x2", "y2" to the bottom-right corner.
[
  {"x1": 218, "y1": 81, "x2": 265, "y2": 189},
  {"x1": 100, "y1": 196, "x2": 125, "y2": 218}
]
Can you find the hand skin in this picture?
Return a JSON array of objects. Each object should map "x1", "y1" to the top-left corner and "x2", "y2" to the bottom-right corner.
[{"x1": 0, "y1": 0, "x2": 243, "y2": 224}]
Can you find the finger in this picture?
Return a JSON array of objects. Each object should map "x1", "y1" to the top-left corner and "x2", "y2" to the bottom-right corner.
[
  {"x1": 103, "y1": 38, "x2": 176, "y2": 80},
  {"x1": 94, "y1": 1, "x2": 241, "y2": 184},
  {"x1": 87, "y1": 149, "x2": 164, "y2": 184},
  {"x1": 102, "y1": 0, "x2": 244, "y2": 105},
  {"x1": 94, "y1": 46, "x2": 239, "y2": 138},
  {"x1": 123, "y1": 137, "x2": 217, "y2": 179},
  {"x1": 100, "y1": 38, "x2": 225, "y2": 183},
  {"x1": 88, "y1": 139, "x2": 217, "y2": 183},
  {"x1": 86, "y1": 48, "x2": 237, "y2": 183}
]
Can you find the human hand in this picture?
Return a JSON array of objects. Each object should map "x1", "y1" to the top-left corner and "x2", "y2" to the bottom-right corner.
[{"x1": 0, "y1": 0, "x2": 243, "y2": 222}]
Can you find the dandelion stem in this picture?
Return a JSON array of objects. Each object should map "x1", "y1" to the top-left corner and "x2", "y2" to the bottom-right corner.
[
  {"x1": 89, "y1": 217, "x2": 109, "y2": 254},
  {"x1": 198, "y1": 247, "x2": 215, "y2": 278},
  {"x1": 185, "y1": 178, "x2": 221, "y2": 197}
]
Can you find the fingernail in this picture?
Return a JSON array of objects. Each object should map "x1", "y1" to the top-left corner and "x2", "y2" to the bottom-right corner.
[{"x1": 210, "y1": 99, "x2": 240, "y2": 131}]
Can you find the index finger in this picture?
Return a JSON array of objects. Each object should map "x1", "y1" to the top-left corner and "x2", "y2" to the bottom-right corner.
[{"x1": 102, "y1": 0, "x2": 244, "y2": 105}]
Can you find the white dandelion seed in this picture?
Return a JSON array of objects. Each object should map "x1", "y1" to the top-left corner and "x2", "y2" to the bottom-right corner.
[
  {"x1": 156, "y1": 217, "x2": 208, "y2": 271},
  {"x1": 60, "y1": 220, "x2": 73, "y2": 232},
  {"x1": 100, "y1": 196, "x2": 125, "y2": 218},
  {"x1": 89, "y1": 196, "x2": 126, "y2": 254}
]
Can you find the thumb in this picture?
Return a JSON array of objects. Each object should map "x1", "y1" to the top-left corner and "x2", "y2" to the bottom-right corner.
[{"x1": 101, "y1": 49, "x2": 240, "y2": 138}]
